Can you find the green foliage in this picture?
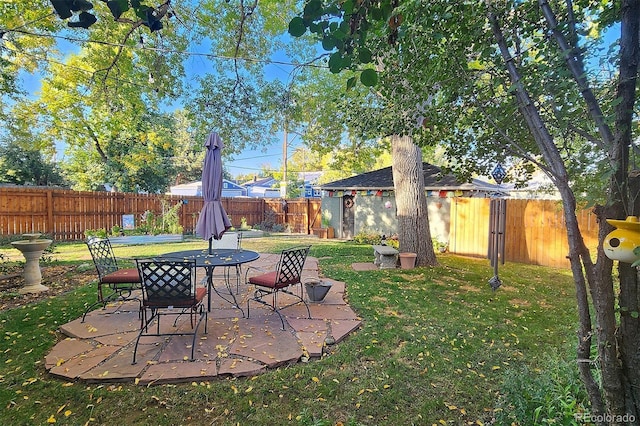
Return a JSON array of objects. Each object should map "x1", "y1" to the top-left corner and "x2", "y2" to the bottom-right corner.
[
  {"x1": 432, "y1": 238, "x2": 448, "y2": 253},
  {"x1": 288, "y1": 0, "x2": 396, "y2": 87},
  {"x1": 352, "y1": 228, "x2": 382, "y2": 245},
  {"x1": 0, "y1": 139, "x2": 67, "y2": 186},
  {"x1": 84, "y1": 228, "x2": 108, "y2": 238},
  {"x1": 631, "y1": 247, "x2": 640, "y2": 267},
  {"x1": 158, "y1": 200, "x2": 184, "y2": 235},
  {"x1": 254, "y1": 210, "x2": 285, "y2": 232},
  {"x1": 84, "y1": 201, "x2": 183, "y2": 237},
  {"x1": 494, "y1": 352, "x2": 590, "y2": 424},
  {"x1": 50, "y1": 0, "x2": 166, "y2": 31},
  {"x1": 352, "y1": 229, "x2": 399, "y2": 248},
  {"x1": 0, "y1": 253, "x2": 13, "y2": 275}
]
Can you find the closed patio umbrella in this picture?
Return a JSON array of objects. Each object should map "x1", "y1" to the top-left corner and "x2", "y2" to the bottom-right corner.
[{"x1": 195, "y1": 131, "x2": 232, "y2": 254}]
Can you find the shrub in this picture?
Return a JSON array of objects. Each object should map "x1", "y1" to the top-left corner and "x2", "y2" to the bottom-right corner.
[
  {"x1": 353, "y1": 229, "x2": 382, "y2": 245},
  {"x1": 353, "y1": 229, "x2": 400, "y2": 248},
  {"x1": 255, "y1": 210, "x2": 283, "y2": 232},
  {"x1": 85, "y1": 228, "x2": 108, "y2": 238},
  {"x1": 494, "y1": 352, "x2": 590, "y2": 424}
]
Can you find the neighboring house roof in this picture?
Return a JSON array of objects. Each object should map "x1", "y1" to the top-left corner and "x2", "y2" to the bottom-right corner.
[
  {"x1": 320, "y1": 163, "x2": 501, "y2": 192},
  {"x1": 242, "y1": 177, "x2": 278, "y2": 188},
  {"x1": 242, "y1": 172, "x2": 324, "y2": 188},
  {"x1": 297, "y1": 171, "x2": 323, "y2": 185},
  {"x1": 169, "y1": 179, "x2": 245, "y2": 197},
  {"x1": 169, "y1": 181, "x2": 202, "y2": 196},
  {"x1": 503, "y1": 172, "x2": 560, "y2": 199}
]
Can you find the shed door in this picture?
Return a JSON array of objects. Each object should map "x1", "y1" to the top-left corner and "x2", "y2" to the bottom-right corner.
[{"x1": 342, "y1": 195, "x2": 355, "y2": 239}]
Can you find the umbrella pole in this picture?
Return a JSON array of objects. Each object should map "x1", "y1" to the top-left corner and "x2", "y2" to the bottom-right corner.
[{"x1": 209, "y1": 237, "x2": 213, "y2": 255}]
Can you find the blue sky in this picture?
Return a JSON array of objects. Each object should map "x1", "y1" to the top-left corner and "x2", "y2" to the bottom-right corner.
[
  {"x1": 17, "y1": 27, "x2": 304, "y2": 179},
  {"x1": 15, "y1": 11, "x2": 620, "y2": 180}
]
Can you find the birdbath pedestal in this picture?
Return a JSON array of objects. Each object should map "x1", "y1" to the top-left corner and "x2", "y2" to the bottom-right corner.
[{"x1": 11, "y1": 233, "x2": 52, "y2": 294}]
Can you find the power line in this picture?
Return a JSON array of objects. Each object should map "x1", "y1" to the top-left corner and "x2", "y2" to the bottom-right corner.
[{"x1": 6, "y1": 27, "x2": 328, "y2": 71}]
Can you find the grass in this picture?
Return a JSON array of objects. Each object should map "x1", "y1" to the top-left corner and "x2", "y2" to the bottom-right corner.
[{"x1": 0, "y1": 236, "x2": 589, "y2": 425}]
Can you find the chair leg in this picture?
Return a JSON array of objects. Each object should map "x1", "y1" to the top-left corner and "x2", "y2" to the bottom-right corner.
[
  {"x1": 81, "y1": 282, "x2": 110, "y2": 322},
  {"x1": 133, "y1": 306, "x2": 208, "y2": 364},
  {"x1": 132, "y1": 307, "x2": 154, "y2": 365},
  {"x1": 190, "y1": 306, "x2": 208, "y2": 360},
  {"x1": 247, "y1": 288, "x2": 287, "y2": 330},
  {"x1": 82, "y1": 282, "x2": 142, "y2": 323}
]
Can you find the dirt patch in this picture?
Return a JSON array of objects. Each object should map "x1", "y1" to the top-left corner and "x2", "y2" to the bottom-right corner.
[{"x1": 0, "y1": 264, "x2": 96, "y2": 311}]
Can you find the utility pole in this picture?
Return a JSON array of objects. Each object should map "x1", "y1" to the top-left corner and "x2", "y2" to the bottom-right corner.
[{"x1": 281, "y1": 121, "x2": 288, "y2": 198}]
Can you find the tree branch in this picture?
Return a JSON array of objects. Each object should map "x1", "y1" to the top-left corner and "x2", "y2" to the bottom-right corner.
[
  {"x1": 94, "y1": 1, "x2": 172, "y2": 86},
  {"x1": 538, "y1": 0, "x2": 613, "y2": 150}
]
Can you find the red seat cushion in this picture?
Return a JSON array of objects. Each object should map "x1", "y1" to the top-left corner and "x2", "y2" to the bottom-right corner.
[
  {"x1": 249, "y1": 271, "x2": 277, "y2": 288},
  {"x1": 101, "y1": 268, "x2": 140, "y2": 284},
  {"x1": 195, "y1": 287, "x2": 207, "y2": 303},
  {"x1": 249, "y1": 271, "x2": 296, "y2": 289}
]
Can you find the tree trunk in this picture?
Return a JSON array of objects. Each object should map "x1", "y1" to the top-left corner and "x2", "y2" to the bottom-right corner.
[
  {"x1": 391, "y1": 134, "x2": 437, "y2": 267},
  {"x1": 617, "y1": 175, "x2": 640, "y2": 423},
  {"x1": 490, "y1": 1, "x2": 640, "y2": 421}
]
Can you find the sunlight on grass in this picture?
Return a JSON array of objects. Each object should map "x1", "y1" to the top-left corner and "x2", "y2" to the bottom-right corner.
[{"x1": 0, "y1": 237, "x2": 587, "y2": 425}]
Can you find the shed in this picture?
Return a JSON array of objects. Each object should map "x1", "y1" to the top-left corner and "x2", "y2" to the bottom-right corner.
[{"x1": 319, "y1": 163, "x2": 503, "y2": 240}]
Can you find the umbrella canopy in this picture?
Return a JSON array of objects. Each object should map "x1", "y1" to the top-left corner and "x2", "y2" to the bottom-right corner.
[{"x1": 195, "y1": 132, "x2": 232, "y2": 246}]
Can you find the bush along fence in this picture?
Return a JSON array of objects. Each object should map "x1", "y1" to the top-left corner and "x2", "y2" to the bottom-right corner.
[{"x1": 0, "y1": 186, "x2": 320, "y2": 241}]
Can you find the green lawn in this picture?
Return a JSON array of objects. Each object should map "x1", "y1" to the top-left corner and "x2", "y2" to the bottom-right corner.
[{"x1": 0, "y1": 237, "x2": 588, "y2": 425}]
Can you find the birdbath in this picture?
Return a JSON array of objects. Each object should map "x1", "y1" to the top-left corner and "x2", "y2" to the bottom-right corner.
[{"x1": 10, "y1": 233, "x2": 53, "y2": 294}]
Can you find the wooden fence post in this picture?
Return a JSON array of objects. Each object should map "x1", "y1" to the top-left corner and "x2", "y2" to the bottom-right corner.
[{"x1": 46, "y1": 190, "x2": 54, "y2": 235}]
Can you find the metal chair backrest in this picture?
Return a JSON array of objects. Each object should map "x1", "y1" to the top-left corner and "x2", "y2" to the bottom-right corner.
[
  {"x1": 275, "y1": 246, "x2": 310, "y2": 286},
  {"x1": 86, "y1": 237, "x2": 119, "y2": 280},
  {"x1": 212, "y1": 232, "x2": 243, "y2": 250},
  {"x1": 136, "y1": 260, "x2": 197, "y2": 306}
]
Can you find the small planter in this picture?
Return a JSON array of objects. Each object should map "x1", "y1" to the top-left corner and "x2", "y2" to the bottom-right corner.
[
  {"x1": 304, "y1": 278, "x2": 333, "y2": 302},
  {"x1": 398, "y1": 252, "x2": 417, "y2": 269},
  {"x1": 311, "y1": 227, "x2": 335, "y2": 239}
]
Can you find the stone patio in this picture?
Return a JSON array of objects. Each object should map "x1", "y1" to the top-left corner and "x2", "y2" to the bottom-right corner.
[{"x1": 45, "y1": 254, "x2": 361, "y2": 385}]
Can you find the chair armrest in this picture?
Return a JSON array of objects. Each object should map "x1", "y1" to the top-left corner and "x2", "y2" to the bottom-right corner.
[{"x1": 244, "y1": 264, "x2": 271, "y2": 282}]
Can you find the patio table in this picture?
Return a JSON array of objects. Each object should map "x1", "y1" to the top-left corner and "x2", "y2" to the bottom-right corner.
[{"x1": 157, "y1": 248, "x2": 260, "y2": 314}]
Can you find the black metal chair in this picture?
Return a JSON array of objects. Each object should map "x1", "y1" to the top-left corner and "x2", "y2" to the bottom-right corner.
[
  {"x1": 132, "y1": 259, "x2": 207, "y2": 364},
  {"x1": 246, "y1": 245, "x2": 311, "y2": 329},
  {"x1": 83, "y1": 237, "x2": 142, "y2": 322},
  {"x1": 210, "y1": 232, "x2": 244, "y2": 293}
]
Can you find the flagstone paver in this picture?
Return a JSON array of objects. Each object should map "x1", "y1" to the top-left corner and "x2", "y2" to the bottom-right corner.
[{"x1": 45, "y1": 255, "x2": 361, "y2": 384}]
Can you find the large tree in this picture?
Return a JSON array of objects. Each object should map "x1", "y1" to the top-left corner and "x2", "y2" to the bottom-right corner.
[
  {"x1": 290, "y1": 3, "x2": 440, "y2": 266},
  {"x1": 291, "y1": 0, "x2": 640, "y2": 422},
  {"x1": 0, "y1": 139, "x2": 66, "y2": 187},
  {"x1": 2, "y1": 1, "x2": 322, "y2": 191}
]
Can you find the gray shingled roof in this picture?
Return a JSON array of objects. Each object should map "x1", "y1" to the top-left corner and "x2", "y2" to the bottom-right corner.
[{"x1": 320, "y1": 163, "x2": 500, "y2": 191}]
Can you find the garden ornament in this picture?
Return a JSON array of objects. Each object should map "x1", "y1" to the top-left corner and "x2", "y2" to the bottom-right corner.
[{"x1": 604, "y1": 216, "x2": 640, "y2": 264}]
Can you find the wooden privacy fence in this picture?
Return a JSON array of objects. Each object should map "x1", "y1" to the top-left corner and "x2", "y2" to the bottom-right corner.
[
  {"x1": 449, "y1": 197, "x2": 600, "y2": 268},
  {"x1": 0, "y1": 186, "x2": 320, "y2": 241},
  {"x1": 1, "y1": 186, "x2": 602, "y2": 268}
]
